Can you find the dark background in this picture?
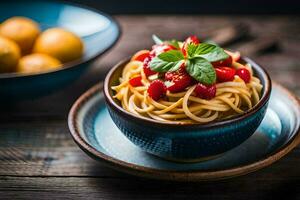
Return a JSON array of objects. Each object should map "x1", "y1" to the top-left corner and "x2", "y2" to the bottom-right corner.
[
  {"x1": 1, "y1": 1, "x2": 300, "y2": 200},
  {"x1": 68, "y1": 0, "x2": 300, "y2": 14}
]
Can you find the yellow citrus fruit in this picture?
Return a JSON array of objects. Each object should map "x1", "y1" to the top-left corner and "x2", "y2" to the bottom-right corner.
[
  {"x1": 0, "y1": 17, "x2": 40, "y2": 54},
  {"x1": 17, "y1": 53, "x2": 62, "y2": 74},
  {"x1": 33, "y1": 28, "x2": 83, "y2": 63},
  {"x1": 0, "y1": 36, "x2": 21, "y2": 73}
]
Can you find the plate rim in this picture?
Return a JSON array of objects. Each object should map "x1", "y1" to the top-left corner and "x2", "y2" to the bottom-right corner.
[
  {"x1": 68, "y1": 82, "x2": 300, "y2": 181},
  {"x1": 0, "y1": 0, "x2": 122, "y2": 79}
]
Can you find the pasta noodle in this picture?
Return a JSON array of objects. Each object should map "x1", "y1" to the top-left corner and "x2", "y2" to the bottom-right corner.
[
  {"x1": 112, "y1": 36, "x2": 263, "y2": 124},
  {"x1": 112, "y1": 59, "x2": 263, "y2": 124}
]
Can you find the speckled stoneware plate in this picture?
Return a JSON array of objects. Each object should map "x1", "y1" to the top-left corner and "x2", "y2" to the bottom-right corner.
[{"x1": 68, "y1": 82, "x2": 300, "y2": 181}]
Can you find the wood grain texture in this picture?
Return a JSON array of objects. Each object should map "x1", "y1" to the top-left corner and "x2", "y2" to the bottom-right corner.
[
  {"x1": 0, "y1": 120, "x2": 300, "y2": 180},
  {"x1": 1, "y1": 176, "x2": 300, "y2": 200},
  {"x1": 0, "y1": 15, "x2": 300, "y2": 199},
  {"x1": 1, "y1": 15, "x2": 300, "y2": 120}
]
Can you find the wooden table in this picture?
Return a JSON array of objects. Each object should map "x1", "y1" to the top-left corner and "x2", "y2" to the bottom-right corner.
[{"x1": 1, "y1": 15, "x2": 300, "y2": 199}]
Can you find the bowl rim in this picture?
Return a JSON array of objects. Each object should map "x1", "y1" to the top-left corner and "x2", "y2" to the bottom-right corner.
[
  {"x1": 0, "y1": 0, "x2": 121, "y2": 79},
  {"x1": 68, "y1": 82, "x2": 300, "y2": 181},
  {"x1": 104, "y1": 56, "x2": 272, "y2": 128}
]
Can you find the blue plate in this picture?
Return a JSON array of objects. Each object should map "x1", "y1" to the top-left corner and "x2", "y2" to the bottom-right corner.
[
  {"x1": 68, "y1": 82, "x2": 300, "y2": 181},
  {"x1": 0, "y1": 1, "x2": 120, "y2": 100}
]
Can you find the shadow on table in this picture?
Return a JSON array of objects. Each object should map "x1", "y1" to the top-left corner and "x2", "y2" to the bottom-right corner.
[
  {"x1": 88, "y1": 156, "x2": 300, "y2": 199},
  {"x1": 0, "y1": 61, "x2": 110, "y2": 120}
]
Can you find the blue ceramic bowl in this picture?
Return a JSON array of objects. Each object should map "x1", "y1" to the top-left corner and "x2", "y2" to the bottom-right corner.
[
  {"x1": 104, "y1": 57, "x2": 272, "y2": 162},
  {"x1": 0, "y1": 1, "x2": 120, "y2": 101}
]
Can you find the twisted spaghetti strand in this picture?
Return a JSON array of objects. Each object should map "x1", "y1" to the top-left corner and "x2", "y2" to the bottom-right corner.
[{"x1": 112, "y1": 60, "x2": 262, "y2": 124}]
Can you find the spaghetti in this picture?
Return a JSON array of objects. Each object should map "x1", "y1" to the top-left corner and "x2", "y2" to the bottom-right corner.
[{"x1": 112, "y1": 36, "x2": 263, "y2": 124}]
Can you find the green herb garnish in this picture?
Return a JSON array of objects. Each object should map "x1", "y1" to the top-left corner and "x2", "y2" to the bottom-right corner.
[
  {"x1": 186, "y1": 57, "x2": 216, "y2": 84},
  {"x1": 187, "y1": 43, "x2": 229, "y2": 62},
  {"x1": 150, "y1": 50, "x2": 184, "y2": 72},
  {"x1": 152, "y1": 34, "x2": 164, "y2": 45},
  {"x1": 152, "y1": 34, "x2": 181, "y2": 49},
  {"x1": 149, "y1": 37, "x2": 229, "y2": 85}
]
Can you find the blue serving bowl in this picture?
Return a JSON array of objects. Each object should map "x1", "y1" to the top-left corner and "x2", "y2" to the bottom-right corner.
[
  {"x1": 104, "y1": 57, "x2": 272, "y2": 162},
  {"x1": 0, "y1": 1, "x2": 120, "y2": 101}
]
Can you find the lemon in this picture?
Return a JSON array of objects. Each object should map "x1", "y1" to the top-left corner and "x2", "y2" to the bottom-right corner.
[
  {"x1": 0, "y1": 36, "x2": 20, "y2": 73},
  {"x1": 33, "y1": 28, "x2": 83, "y2": 63},
  {"x1": 0, "y1": 17, "x2": 40, "y2": 54},
  {"x1": 17, "y1": 53, "x2": 62, "y2": 74}
]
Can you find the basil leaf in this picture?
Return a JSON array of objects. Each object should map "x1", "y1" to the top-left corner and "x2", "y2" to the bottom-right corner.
[
  {"x1": 165, "y1": 39, "x2": 180, "y2": 49},
  {"x1": 152, "y1": 35, "x2": 180, "y2": 49},
  {"x1": 187, "y1": 43, "x2": 229, "y2": 62},
  {"x1": 157, "y1": 50, "x2": 184, "y2": 62},
  {"x1": 187, "y1": 43, "x2": 199, "y2": 57},
  {"x1": 203, "y1": 39, "x2": 218, "y2": 45},
  {"x1": 152, "y1": 34, "x2": 163, "y2": 45},
  {"x1": 191, "y1": 43, "x2": 220, "y2": 56},
  {"x1": 186, "y1": 57, "x2": 216, "y2": 84},
  {"x1": 150, "y1": 58, "x2": 184, "y2": 72},
  {"x1": 149, "y1": 50, "x2": 184, "y2": 72},
  {"x1": 150, "y1": 50, "x2": 184, "y2": 72},
  {"x1": 149, "y1": 57, "x2": 184, "y2": 72},
  {"x1": 197, "y1": 45, "x2": 229, "y2": 62}
]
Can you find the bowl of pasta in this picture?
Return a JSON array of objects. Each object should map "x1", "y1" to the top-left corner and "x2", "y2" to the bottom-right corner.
[{"x1": 104, "y1": 35, "x2": 271, "y2": 162}]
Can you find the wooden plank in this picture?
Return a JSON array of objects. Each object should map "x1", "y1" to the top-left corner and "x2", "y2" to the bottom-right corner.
[
  {"x1": 0, "y1": 15, "x2": 299, "y2": 178},
  {"x1": 0, "y1": 120, "x2": 300, "y2": 179},
  {"x1": 1, "y1": 175, "x2": 300, "y2": 200},
  {"x1": 209, "y1": 23, "x2": 250, "y2": 46},
  {"x1": 0, "y1": 15, "x2": 300, "y2": 199},
  {"x1": 0, "y1": 121, "x2": 127, "y2": 177},
  {"x1": 234, "y1": 36, "x2": 279, "y2": 56},
  {"x1": 1, "y1": 15, "x2": 299, "y2": 119}
]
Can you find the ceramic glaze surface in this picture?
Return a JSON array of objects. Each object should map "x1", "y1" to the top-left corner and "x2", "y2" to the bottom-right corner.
[
  {"x1": 72, "y1": 84, "x2": 300, "y2": 172},
  {"x1": 103, "y1": 57, "x2": 271, "y2": 161},
  {"x1": 0, "y1": 1, "x2": 119, "y2": 100},
  {"x1": 106, "y1": 104, "x2": 268, "y2": 161}
]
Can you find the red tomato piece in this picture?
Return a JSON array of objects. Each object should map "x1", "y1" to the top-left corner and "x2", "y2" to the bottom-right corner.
[
  {"x1": 212, "y1": 56, "x2": 232, "y2": 67},
  {"x1": 131, "y1": 50, "x2": 150, "y2": 62},
  {"x1": 150, "y1": 44, "x2": 176, "y2": 57},
  {"x1": 194, "y1": 83, "x2": 216, "y2": 100},
  {"x1": 129, "y1": 76, "x2": 143, "y2": 87},
  {"x1": 165, "y1": 66, "x2": 193, "y2": 93},
  {"x1": 181, "y1": 35, "x2": 200, "y2": 56},
  {"x1": 147, "y1": 80, "x2": 167, "y2": 101},
  {"x1": 225, "y1": 50, "x2": 241, "y2": 62},
  {"x1": 215, "y1": 66, "x2": 236, "y2": 82},
  {"x1": 143, "y1": 56, "x2": 157, "y2": 77},
  {"x1": 236, "y1": 68, "x2": 251, "y2": 83}
]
